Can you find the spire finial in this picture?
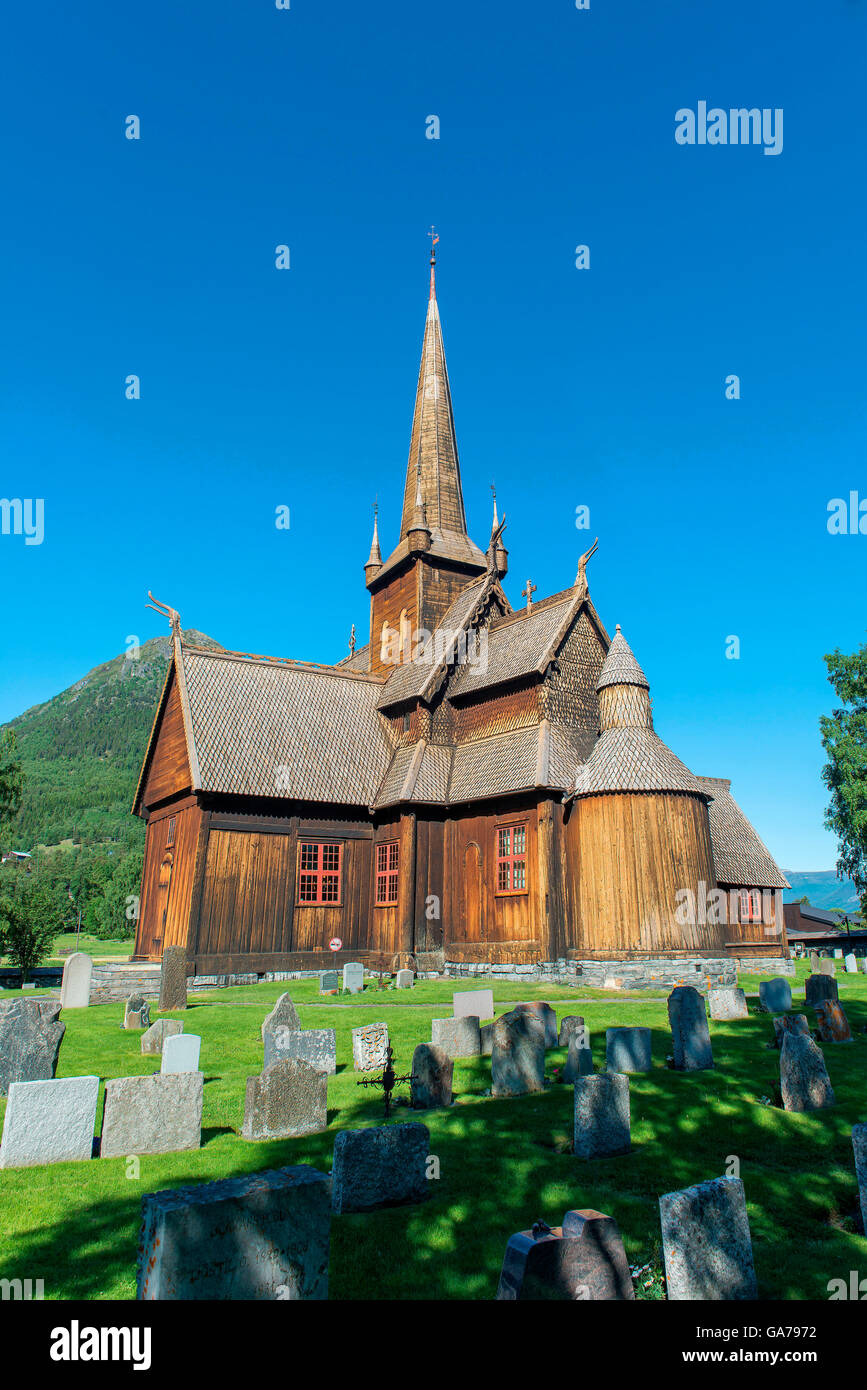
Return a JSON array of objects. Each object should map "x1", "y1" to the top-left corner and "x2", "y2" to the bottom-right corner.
[
  {"x1": 491, "y1": 482, "x2": 499, "y2": 530},
  {"x1": 427, "y1": 225, "x2": 439, "y2": 299}
]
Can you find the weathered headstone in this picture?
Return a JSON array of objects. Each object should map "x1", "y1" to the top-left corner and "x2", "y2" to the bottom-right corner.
[
  {"x1": 668, "y1": 986, "x2": 714, "y2": 1070},
  {"x1": 818, "y1": 959, "x2": 836, "y2": 978},
  {"x1": 805, "y1": 973, "x2": 838, "y2": 1007},
  {"x1": 241, "y1": 1058, "x2": 327, "y2": 1140},
  {"x1": 0, "y1": 1075, "x2": 99, "y2": 1168},
  {"x1": 491, "y1": 1009, "x2": 545, "y2": 1096},
  {"x1": 563, "y1": 1033, "x2": 594, "y2": 1082},
  {"x1": 318, "y1": 970, "x2": 339, "y2": 994},
  {"x1": 101, "y1": 1072, "x2": 203, "y2": 1157},
  {"x1": 137, "y1": 1166, "x2": 331, "y2": 1300},
  {"x1": 431, "y1": 1016, "x2": 481, "y2": 1058},
  {"x1": 453, "y1": 989, "x2": 494, "y2": 1021},
  {"x1": 59, "y1": 952, "x2": 93, "y2": 1009},
  {"x1": 480, "y1": 1021, "x2": 495, "y2": 1056},
  {"x1": 352, "y1": 1022, "x2": 389, "y2": 1072},
  {"x1": 0, "y1": 999, "x2": 65, "y2": 1095},
  {"x1": 860, "y1": 959, "x2": 867, "y2": 975},
  {"x1": 758, "y1": 978, "x2": 792, "y2": 1014},
  {"x1": 833, "y1": 948, "x2": 843, "y2": 959},
  {"x1": 780, "y1": 1032, "x2": 835, "y2": 1112},
  {"x1": 266, "y1": 1027, "x2": 336, "y2": 1075},
  {"x1": 844, "y1": 953, "x2": 858, "y2": 974},
  {"x1": 261, "y1": 993, "x2": 301, "y2": 1052},
  {"x1": 410, "y1": 1043, "x2": 453, "y2": 1110},
  {"x1": 395, "y1": 969, "x2": 414, "y2": 989},
  {"x1": 772, "y1": 1014, "x2": 810, "y2": 1049},
  {"x1": 606, "y1": 1027, "x2": 651, "y2": 1073},
  {"x1": 513, "y1": 1002, "x2": 557, "y2": 1049},
  {"x1": 123, "y1": 995, "x2": 151, "y2": 1030},
  {"x1": 342, "y1": 962, "x2": 364, "y2": 994},
  {"x1": 558, "y1": 1015, "x2": 586, "y2": 1047},
  {"x1": 141, "y1": 1018, "x2": 184, "y2": 1055},
  {"x1": 496, "y1": 1208, "x2": 634, "y2": 1301},
  {"x1": 331, "y1": 1122, "x2": 429, "y2": 1213},
  {"x1": 158, "y1": 946, "x2": 188, "y2": 1011},
  {"x1": 853, "y1": 1125, "x2": 867, "y2": 1238},
  {"x1": 707, "y1": 988, "x2": 748, "y2": 1021},
  {"x1": 573, "y1": 1073, "x2": 630, "y2": 1159},
  {"x1": 161, "y1": 1033, "x2": 202, "y2": 1074},
  {"x1": 659, "y1": 1176, "x2": 757, "y2": 1300},
  {"x1": 814, "y1": 1000, "x2": 853, "y2": 1044}
]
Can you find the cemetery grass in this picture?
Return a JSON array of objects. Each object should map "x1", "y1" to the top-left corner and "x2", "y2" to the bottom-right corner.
[{"x1": 1, "y1": 963, "x2": 865, "y2": 1301}]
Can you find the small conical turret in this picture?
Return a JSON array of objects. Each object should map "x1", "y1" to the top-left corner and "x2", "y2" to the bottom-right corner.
[
  {"x1": 597, "y1": 626, "x2": 653, "y2": 731},
  {"x1": 364, "y1": 505, "x2": 383, "y2": 584},
  {"x1": 407, "y1": 469, "x2": 432, "y2": 554},
  {"x1": 486, "y1": 486, "x2": 508, "y2": 577}
]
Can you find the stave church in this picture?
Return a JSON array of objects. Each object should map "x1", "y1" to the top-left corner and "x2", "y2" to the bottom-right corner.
[{"x1": 132, "y1": 244, "x2": 789, "y2": 985}]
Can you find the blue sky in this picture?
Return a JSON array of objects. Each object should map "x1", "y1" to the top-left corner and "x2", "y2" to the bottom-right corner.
[{"x1": 1, "y1": 0, "x2": 864, "y2": 871}]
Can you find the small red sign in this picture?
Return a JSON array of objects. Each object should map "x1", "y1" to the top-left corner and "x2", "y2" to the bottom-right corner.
[{"x1": 329, "y1": 938, "x2": 342, "y2": 952}]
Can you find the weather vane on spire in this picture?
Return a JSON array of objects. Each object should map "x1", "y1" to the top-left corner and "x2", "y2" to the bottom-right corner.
[{"x1": 428, "y1": 225, "x2": 439, "y2": 264}]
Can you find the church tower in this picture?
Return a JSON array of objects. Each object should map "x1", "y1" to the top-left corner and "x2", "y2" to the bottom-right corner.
[{"x1": 366, "y1": 238, "x2": 488, "y2": 677}]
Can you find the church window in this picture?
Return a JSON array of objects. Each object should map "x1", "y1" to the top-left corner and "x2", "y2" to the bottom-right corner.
[
  {"x1": 739, "y1": 888, "x2": 762, "y2": 923},
  {"x1": 375, "y1": 841, "x2": 400, "y2": 905},
  {"x1": 495, "y1": 823, "x2": 527, "y2": 895},
  {"x1": 166, "y1": 817, "x2": 176, "y2": 847},
  {"x1": 297, "y1": 841, "x2": 343, "y2": 904}
]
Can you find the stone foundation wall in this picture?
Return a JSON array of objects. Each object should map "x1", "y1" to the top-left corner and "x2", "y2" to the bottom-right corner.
[
  {"x1": 90, "y1": 964, "x2": 162, "y2": 1003},
  {"x1": 436, "y1": 956, "x2": 739, "y2": 993}
]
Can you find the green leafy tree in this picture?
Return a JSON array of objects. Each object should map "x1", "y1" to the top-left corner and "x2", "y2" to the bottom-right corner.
[
  {"x1": 0, "y1": 890, "x2": 60, "y2": 983},
  {"x1": 821, "y1": 638, "x2": 867, "y2": 914},
  {"x1": 0, "y1": 728, "x2": 24, "y2": 844}
]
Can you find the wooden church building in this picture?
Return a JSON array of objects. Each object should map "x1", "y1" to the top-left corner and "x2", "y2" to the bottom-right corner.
[{"x1": 132, "y1": 248, "x2": 789, "y2": 983}]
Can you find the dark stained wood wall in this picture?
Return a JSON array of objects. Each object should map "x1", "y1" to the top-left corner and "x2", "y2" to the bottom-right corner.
[
  {"x1": 141, "y1": 674, "x2": 192, "y2": 808},
  {"x1": 441, "y1": 800, "x2": 546, "y2": 961},
  {"x1": 369, "y1": 566, "x2": 419, "y2": 679},
  {"x1": 135, "y1": 799, "x2": 202, "y2": 959}
]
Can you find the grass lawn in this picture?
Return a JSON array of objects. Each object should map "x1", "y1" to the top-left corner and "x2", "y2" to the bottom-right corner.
[
  {"x1": 0, "y1": 961, "x2": 865, "y2": 1300},
  {"x1": 1, "y1": 932, "x2": 136, "y2": 969}
]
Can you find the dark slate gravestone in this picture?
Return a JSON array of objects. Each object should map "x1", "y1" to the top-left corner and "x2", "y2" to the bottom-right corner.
[
  {"x1": 573, "y1": 1073, "x2": 631, "y2": 1159},
  {"x1": 814, "y1": 1000, "x2": 853, "y2": 1044},
  {"x1": 491, "y1": 1009, "x2": 546, "y2": 1097},
  {"x1": 137, "y1": 1165, "x2": 331, "y2": 1300},
  {"x1": 0, "y1": 1000, "x2": 66, "y2": 1095},
  {"x1": 318, "y1": 971, "x2": 339, "y2": 995},
  {"x1": 558, "y1": 1016, "x2": 586, "y2": 1048},
  {"x1": 667, "y1": 986, "x2": 714, "y2": 1070},
  {"x1": 606, "y1": 1028, "x2": 651, "y2": 1073},
  {"x1": 123, "y1": 995, "x2": 150, "y2": 1030},
  {"x1": 758, "y1": 977, "x2": 792, "y2": 1014},
  {"x1": 496, "y1": 1209, "x2": 634, "y2": 1301},
  {"x1": 772, "y1": 1014, "x2": 810, "y2": 1049},
  {"x1": 158, "y1": 947, "x2": 188, "y2": 1011},
  {"x1": 780, "y1": 1032, "x2": 835, "y2": 1112},
  {"x1": 411, "y1": 1043, "x2": 453, "y2": 1110},
  {"x1": 659, "y1": 1176, "x2": 757, "y2": 1300},
  {"x1": 853, "y1": 1125, "x2": 867, "y2": 1238},
  {"x1": 241, "y1": 1058, "x2": 327, "y2": 1140},
  {"x1": 513, "y1": 1002, "x2": 558, "y2": 1049},
  {"x1": 805, "y1": 973, "x2": 838, "y2": 1007},
  {"x1": 563, "y1": 1034, "x2": 594, "y2": 1082},
  {"x1": 331, "y1": 1123, "x2": 429, "y2": 1214}
]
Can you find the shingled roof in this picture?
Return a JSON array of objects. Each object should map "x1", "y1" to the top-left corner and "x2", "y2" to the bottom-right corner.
[
  {"x1": 596, "y1": 626, "x2": 649, "y2": 691},
  {"x1": 376, "y1": 573, "x2": 500, "y2": 709},
  {"x1": 696, "y1": 777, "x2": 789, "y2": 889},
  {"x1": 448, "y1": 592, "x2": 577, "y2": 699},
  {"x1": 572, "y1": 728, "x2": 709, "y2": 798}
]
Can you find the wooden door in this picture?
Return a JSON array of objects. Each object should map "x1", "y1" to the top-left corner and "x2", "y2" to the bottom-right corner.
[
  {"x1": 153, "y1": 851, "x2": 174, "y2": 960},
  {"x1": 462, "y1": 842, "x2": 482, "y2": 942}
]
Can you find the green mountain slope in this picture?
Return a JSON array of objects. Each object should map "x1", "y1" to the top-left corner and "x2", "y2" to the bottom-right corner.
[{"x1": 4, "y1": 630, "x2": 220, "y2": 851}]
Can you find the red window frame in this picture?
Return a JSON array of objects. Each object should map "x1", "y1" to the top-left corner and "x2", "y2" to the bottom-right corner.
[
  {"x1": 375, "y1": 841, "x2": 400, "y2": 906},
  {"x1": 739, "y1": 888, "x2": 762, "y2": 923},
  {"x1": 296, "y1": 841, "x2": 343, "y2": 905},
  {"x1": 495, "y1": 823, "x2": 528, "y2": 896}
]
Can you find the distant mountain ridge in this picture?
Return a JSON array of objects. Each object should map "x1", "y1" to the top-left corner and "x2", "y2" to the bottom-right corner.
[
  {"x1": 3, "y1": 630, "x2": 221, "y2": 851},
  {"x1": 783, "y1": 870, "x2": 861, "y2": 912}
]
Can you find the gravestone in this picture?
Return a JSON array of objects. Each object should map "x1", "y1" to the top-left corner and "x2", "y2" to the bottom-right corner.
[
  {"x1": 780, "y1": 1032, "x2": 835, "y2": 1112},
  {"x1": 707, "y1": 988, "x2": 748, "y2": 1021},
  {"x1": 137, "y1": 1165, "x2": 331, "y2": 1300},
  {"x1": 558, "y1": 1016, "x2": 586, "y2": 1047},
  {"x1": 0, "y1": 1075, "x2": 99, "y2": 1168},
  {"x1": 161, "y1": 1033, "x2": 202, "y2": 1074},
  {"x1": 241, "y1": 1059, "x2": 327, "y2": 1140},
  {"x1": 342, "y1": 962, "x2": 364, "y2": 995},
  {"x1": 267, "y1": 1027, "x2": 336, "y2": 1075},
  {"x1": 573, "y1": 1073, "x2": 631, "y2": 1159},
  {"x1": 758, "y1": 977, "x2": 792, "y2": 1013},
  {"x1": 818, "y1": 959, "x2": 836, "y2": 978},
  {"x1": 395, "y1": 969, "x2": 414, "y2": 989},
  {"x1": 844, "y1": 953, "x2": 858, "y2": 974},
  {"x1": 453, "y1": 989, "x2": 494, "y2": 1021},
  {"x1": 0, "y1": 999, "x2": 65, "y2": 1095},
  {"x1": 158, "y1": 947, "x2": 188, "y2": 1011},
  {"x1": 141, "y1": 1018, "x2": 184, "y2": 1055},
  {"x1": 805, "y1": 973, "x2": 838, "y2": 1007},
  {"x1": 833, "y1": 949, "x2": 843, "y2": 959},
  {"x1": 772, "y1": 1014, "x2": 810, "y2": 1049},
  {"x1": 563, "y1": 1033, "x2": 594, "y2": 1082},
  {"x1": 261, "y1": 993, "x2": 301, "y2": 1055},
  {"x1": 491, "y1": 1009, "x2": 545, "y2": 1096},
  {"x1": 606, "y1": 1027, "x2": 651, "y2": 1073},
  {"x1": 352, "y1": 1022, "x2": 389, "y2": 1072},
  {"x1": 667, "y1": 986, "x2": 714, "y2": 1070},
  {"x1": 496, "y1": 1208, "x2": 634, "y2": 1301},
  {"x1": 814, "y1": 1000, "x2": 852, "y2": 1044},
  {"x1": 59, "y1": 952, "x2": 93, "y2": 1009},
  {"x1": 513, "y1": 1002, "x2": 557, "y2": 1049},
  {"x1": 410, "y1": 1043, "x2": 453, "y2": 1110},
  {"x1": 318, "y1": 970, "x2": 339, "y2": 995},
  {"x1": 431, "y1": 1016, "x2": 481, "y2": 1059},
  {"x1": 659, "y1": 1176, "x2": 757, "y2": 1300},
  {"x1": 331, "y1": 1122, "x2": 429, "y2": 1214},
  {"x1": 100, "y1": 1072, "x2": 203, "y2": 1157},
  {"x1": 123, "y1": 995, "x2": 151, "y2": 1030},
  {"x1": 860, "y1": 959, "x2": 867, "y2": 975},
  {"x1": 853, "y1": 1125, "x2": 867, "y2": 1238},
  {"x1": 480, "y1": 1022, "x2": 495, "y2": 1056},
  {"x1": 809, "y1": 951, "x2": 820, "y2": 971}
]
